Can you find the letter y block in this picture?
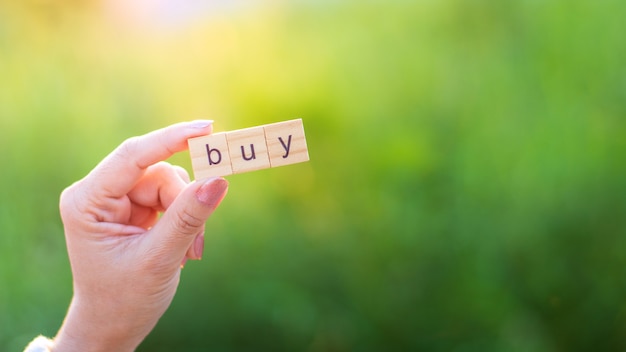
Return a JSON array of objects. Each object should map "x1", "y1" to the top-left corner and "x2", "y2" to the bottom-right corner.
[{"x1": 264, "y1": 119, "x2": 309, "y2": 168}]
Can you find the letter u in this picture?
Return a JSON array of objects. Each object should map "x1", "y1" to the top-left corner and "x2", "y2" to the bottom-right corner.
[{"x1": 241, "y1": 144, "x2": 256, "y2": 161}]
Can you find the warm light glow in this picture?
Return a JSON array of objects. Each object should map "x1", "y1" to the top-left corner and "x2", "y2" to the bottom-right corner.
[{"x1": 103, "y1": 0, "x2": 252, "y2": 31}]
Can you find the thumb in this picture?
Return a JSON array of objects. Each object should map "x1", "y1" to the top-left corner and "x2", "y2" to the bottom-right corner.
[{"x1": 148, "y1": 177, "x2": 228, "y2": 264}]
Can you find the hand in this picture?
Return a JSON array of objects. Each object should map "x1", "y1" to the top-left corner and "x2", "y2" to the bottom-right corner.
[{"x1": 50, "y1": 121, "x2": 229, "y2": 352}]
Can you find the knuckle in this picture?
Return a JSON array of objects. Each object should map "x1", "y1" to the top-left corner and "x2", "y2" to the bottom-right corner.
[
  {"x1": 59, "y1": 182, "x2": 81, "y2": 221},
  {"x1": 148, "y1": 161, "x2": 177, "y2": 179},
  {"x1": 117, "y1": 136, "x2": 141, "y2": 160},
  {"x1": 59, "y1": 186, "x2": 73, "y2": 209},
  {"x1": 173, "y1": 165, "x2": 191, "y2": 183},
  {"x1": 155, "y1": 160, "x2": 172, "y2": 168},
  {"x1": 148, "y1": 161, "x2": 170, "y2": 172},
  {"x1": 173, "y1": 209, "x2": 205, "y2": 235}
]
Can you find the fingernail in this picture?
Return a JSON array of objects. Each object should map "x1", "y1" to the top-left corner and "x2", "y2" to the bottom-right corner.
[
  {"x1": 194, "y1": 233, "x2": 205, "y2": 259},
  {"x1": 196, "y1": 177, "x2": 229, "y2": 209},
  {"x1": 189, "y1": 120, "x2": 214, "y2": 129}
]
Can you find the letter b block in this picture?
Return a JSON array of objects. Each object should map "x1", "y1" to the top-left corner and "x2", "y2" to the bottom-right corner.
[{"x1": 188, "y1": 132, "x2": 233, "y2": 179}]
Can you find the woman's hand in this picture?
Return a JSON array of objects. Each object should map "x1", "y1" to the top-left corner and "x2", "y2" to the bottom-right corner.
[{"x1": 51, "y1": 121, "x2": 228, "y2": 352}]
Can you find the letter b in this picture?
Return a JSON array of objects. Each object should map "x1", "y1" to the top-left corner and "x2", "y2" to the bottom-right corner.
[{"x1": 206, "y1": 144, "x2": 222, "y2": 165}]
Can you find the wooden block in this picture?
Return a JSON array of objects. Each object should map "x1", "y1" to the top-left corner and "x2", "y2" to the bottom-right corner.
[
  {"x1": 226, "y1": 126, "x2": 271, "y2": 174},
  {"x1": 264, "y1": 118, "x2": 309, "y2": 168},
  {"x1": 188, "y1": 132, "x2": 233, "y2": 179}
]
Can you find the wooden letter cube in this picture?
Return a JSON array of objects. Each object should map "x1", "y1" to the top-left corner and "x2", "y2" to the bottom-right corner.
[
  {"x1": 188, "y1": 132, "x2": 233, "y2": 179},
  {"x1": 264, "y1": 118, "x2": 309, "y2": 168},
  {"x1": 188, "y1": 119, "x2": 310, "y2": 180},
  {"x1": 226, "y1": 126, "x2": 271, "y2": 174}
]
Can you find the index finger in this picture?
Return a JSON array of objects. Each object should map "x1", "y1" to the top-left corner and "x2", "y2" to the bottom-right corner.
[{"x1": 85, "y1": 120, "x2": 213, "y2": 198}]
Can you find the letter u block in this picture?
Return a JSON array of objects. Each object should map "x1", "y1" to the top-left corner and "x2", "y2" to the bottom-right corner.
[
  {"x1": 226, "y1": 126, "x2": 270, "y2": 174},
  {"x1": 188, "y1": 132, "x2": 233, "y2": 179}
]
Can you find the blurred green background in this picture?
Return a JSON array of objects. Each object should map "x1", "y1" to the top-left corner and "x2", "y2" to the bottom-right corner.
[{"x1": 2, "y1": 0, "x2": 626, "y2": 350}]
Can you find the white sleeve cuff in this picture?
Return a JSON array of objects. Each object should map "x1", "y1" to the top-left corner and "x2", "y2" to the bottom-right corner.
[{"x1": 24, "y1": 335, "x2": 53, "y2": 352}]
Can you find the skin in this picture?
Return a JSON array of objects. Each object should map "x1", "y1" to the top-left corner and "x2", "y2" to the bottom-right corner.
[{"x1": 49, "y1": 121, "x2": 228, "y2": 352}]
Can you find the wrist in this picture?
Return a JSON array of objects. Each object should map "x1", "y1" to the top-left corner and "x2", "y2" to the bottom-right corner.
[{"x1": 51, "y1": 297, "x2": 144, "y2": 352}]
